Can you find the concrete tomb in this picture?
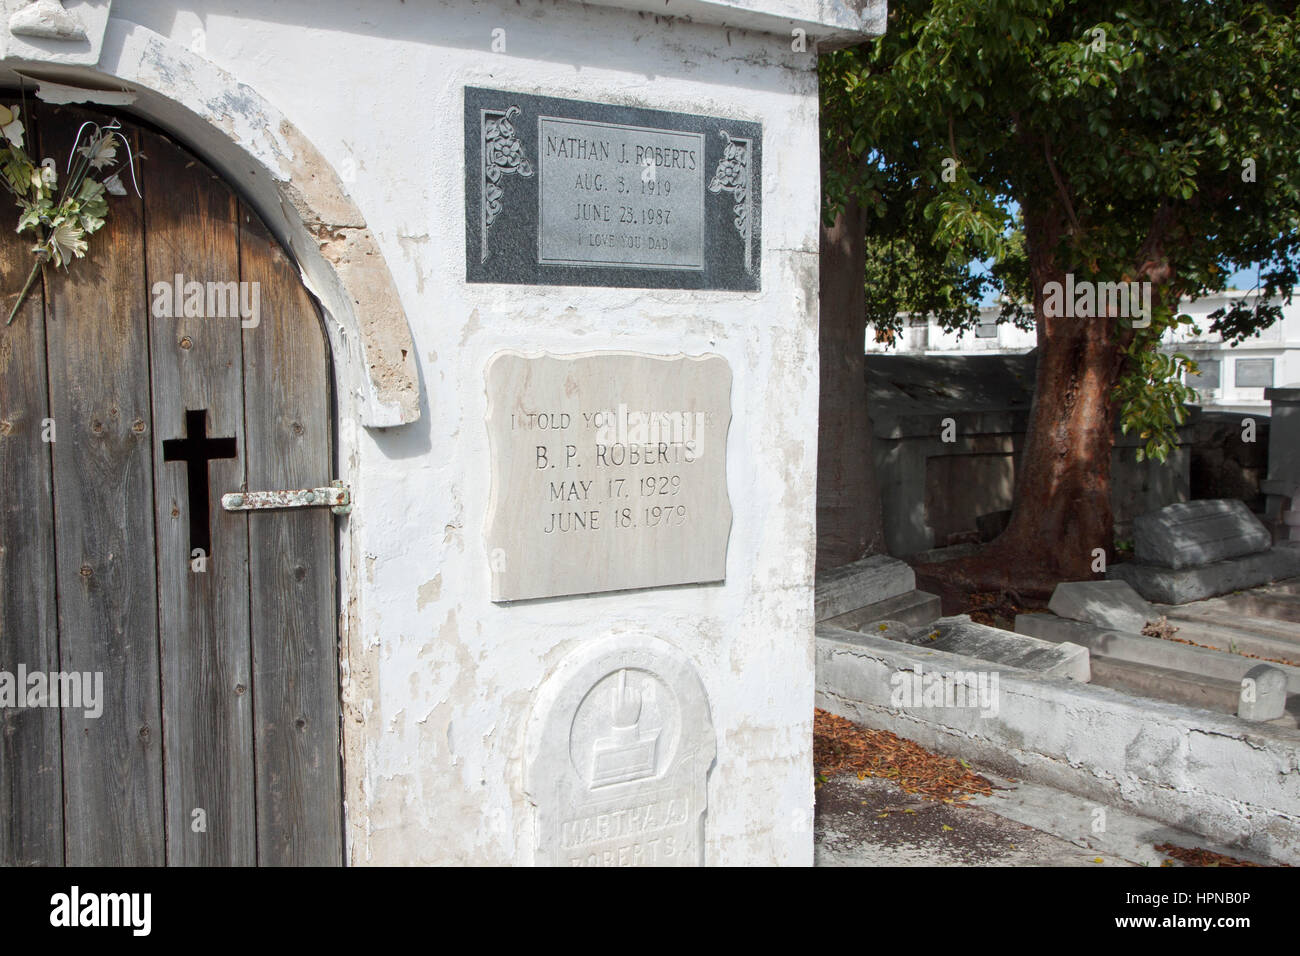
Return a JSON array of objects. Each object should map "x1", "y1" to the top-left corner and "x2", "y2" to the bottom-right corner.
[{"x1": 0, "y1": 0, "x2": 881, "y2": 867}]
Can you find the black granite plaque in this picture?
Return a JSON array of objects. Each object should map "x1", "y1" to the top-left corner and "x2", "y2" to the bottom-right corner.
[{"x1": 465, "y1": 87, "x2": 761, "y2": 290}]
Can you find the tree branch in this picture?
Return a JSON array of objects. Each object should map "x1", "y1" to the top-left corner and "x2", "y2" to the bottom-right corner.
[{"x1": 1042, "y1": 136, "x2": 1082, "y2": 236}]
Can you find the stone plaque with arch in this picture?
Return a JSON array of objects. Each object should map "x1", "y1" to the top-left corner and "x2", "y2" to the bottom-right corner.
[{"x1": 524, "y1": 634, "x2": 716, "y2": 867}]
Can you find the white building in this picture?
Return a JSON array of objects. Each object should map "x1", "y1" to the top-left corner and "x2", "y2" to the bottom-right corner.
[{"x1": 870, "y1": 290, "x2": 1300, "y2": 414}]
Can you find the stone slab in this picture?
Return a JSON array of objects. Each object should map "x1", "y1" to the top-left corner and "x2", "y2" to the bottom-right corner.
[
  {"x1": 907, "y1": 617, "x2": 1090, "y2": 681},
  {"x1": 814, "y1": 555, "x2": 916, "y2": 621},
  {"x1": 822, "y1": 588, "x2": 941, "y2": 634},
  {"x1": 1133, "y1": 499, "x2": 1271, "y2": 570},
  {"x1": 1048, "y1": 580, "x2": 1157, "y2": 634},
  {"x1": 1107, "y1": 544, "x2": 1300, "y2": 605},
  {"x1": 1015, "y1": 613, "x2": 1300, "y2": 695},
  {"x1": 524, "y1": 634, "x2": 715, "y2": 867},
  {"x1": 465, "y1": 87, "x2": 760, "y2": 290},
  {"x1": 485, "y1": 350, "x2": 731, "y2": 602}
]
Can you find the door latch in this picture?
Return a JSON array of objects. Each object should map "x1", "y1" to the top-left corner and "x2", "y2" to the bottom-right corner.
[{"x1": 222, "y1": 480, "x2": 352, "y2": 515}]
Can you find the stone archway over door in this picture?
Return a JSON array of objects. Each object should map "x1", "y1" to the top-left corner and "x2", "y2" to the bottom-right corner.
[{"x1": 0, "y1": 103, "x2": 343, "y2": 865}]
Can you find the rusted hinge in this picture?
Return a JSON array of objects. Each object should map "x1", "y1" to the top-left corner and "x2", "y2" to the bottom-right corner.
[{"x1": 221, "y1": 480, "x2": 352, "y2": 515}]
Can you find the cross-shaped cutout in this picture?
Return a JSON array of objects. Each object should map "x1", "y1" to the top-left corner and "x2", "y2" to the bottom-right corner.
[{"x1": 163, "y1": 409, "x2": 237, "y2": 554}]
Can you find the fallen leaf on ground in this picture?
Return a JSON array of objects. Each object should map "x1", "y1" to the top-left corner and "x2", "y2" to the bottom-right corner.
[
  {"x1": 814, "y1": 708, "x2": 994, "y2": 801},
  {"x1": 1154, "y1": 843, "x2": 1288, "y2": 868}
]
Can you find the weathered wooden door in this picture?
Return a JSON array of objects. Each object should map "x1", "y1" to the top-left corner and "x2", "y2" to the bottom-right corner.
[{"x1": 0, "y1": 103, "x2": 343, "y2": 865}]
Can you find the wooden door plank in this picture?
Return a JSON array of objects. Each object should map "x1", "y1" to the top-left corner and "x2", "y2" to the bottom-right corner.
[
  {"x1": 0, "y1": 154, "x2": 63, "y2": 864},
  {"x1": 142, "y1": 129, "x2": 255, "y2": 865},
  {"x1": 41, "y1": 108, "x2": 165, "y2": 864},
  {"x1": 239, "y1": 209, "x2": 343, "y2": 865}
]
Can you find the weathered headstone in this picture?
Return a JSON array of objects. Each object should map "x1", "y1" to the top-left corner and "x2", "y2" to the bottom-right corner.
[
  {"x1": 1048, "y1": 580, "x2": 1156, "y2": 634},
  {"x1": 814, "y1": 554, "x2": 916, "y2": 621},
  {"x1": 485, "y1": 350, "x2": 732, "y2": 602},
  {"x1": 525, "y1": 634, "x2": 715, "y2": 867},
  {"x1": 1134, "y1": 499, "x2": 1271, "y2": 570}
]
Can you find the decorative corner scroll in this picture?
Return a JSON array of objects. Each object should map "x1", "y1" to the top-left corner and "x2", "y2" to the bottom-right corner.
[
  {"x1": 708, "y1": 130, "x2": 753, "y2": 276},
  {"x1": 480, "y1": 105, "x2": 533, "y2": 263},
  {"x1": 9, "y1": 0, "x2": 86, "y2": 41}
]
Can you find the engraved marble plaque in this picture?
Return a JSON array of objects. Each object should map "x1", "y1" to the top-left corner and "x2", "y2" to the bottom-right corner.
[
  {"x1": 525, "y1": 635, "x2": 716, "y2": 867},
  {"x1": 485, "y1": 351, "x2": 732, "y2": 602},
  {"x1": 465, "y1": 87, "x2": 761, "y2": 290},
  {"x1": 536, "y1": 117, "x2": 705, "y2": 270}
]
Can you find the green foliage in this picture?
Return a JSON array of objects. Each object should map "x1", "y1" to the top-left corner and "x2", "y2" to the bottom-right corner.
[
  {"x1": 864, "y1": 220, "x2": 1032, "y2": 341},
  {"x1": 822, "y1": 0, "x2": 1300, "y2": 460}
]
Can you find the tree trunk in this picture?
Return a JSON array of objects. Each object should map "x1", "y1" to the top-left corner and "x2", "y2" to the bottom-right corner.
[
  {"x1": 991, "y1": 307, "x2": 1125, "y2": 583},
  {"x1": 817, "y1": 197, "x2": 886, "y2": 570},
  {"x1": 916, "y1": 207, "x2": 1129, "y2": 599}
]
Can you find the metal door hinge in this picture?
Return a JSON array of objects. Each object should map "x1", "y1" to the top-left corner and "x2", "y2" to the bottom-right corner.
[{"x1": 222, "y1": 480, "x2": 352, "y2": 515}]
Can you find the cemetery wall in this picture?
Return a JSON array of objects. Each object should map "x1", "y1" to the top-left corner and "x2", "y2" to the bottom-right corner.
[{"x1": 872, "y1": 409, "x2": 1194, "y2": 557}]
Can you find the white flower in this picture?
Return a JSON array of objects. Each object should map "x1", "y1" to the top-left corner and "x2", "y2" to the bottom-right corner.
[
  {"x1": 45, "y1": 218, "x2": 87, "y2": 267},
  {"x1": 103, "y1": 172, "x2": 127, "y2": 196},
  {"x1": 78, "y1": 130, "x2": 118, "y2": 169},
  {"x1": 39, "y1": 158, "x2": 57, "y2": 189},
  {"x1": 0, "y1": 105, "x2": 24, "y2": 149}
]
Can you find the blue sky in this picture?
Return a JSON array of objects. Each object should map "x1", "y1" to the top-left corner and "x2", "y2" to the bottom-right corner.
[{"x1": 976, "y1": 263, "x2": 1269, "y2": 306}]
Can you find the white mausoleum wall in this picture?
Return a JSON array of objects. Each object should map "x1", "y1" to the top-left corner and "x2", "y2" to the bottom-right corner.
[{"x1": 108, "y1": 0, "x2": 824, "y2": 864}]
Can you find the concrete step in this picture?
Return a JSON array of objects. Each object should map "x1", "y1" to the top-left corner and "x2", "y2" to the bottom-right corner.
[
  {"x1": 823, "y1": 588, "x2": 942, "y2": 634},
  {"x1": 1155, "y1": 610, "x2": 1300, "y2": 662},
  {"x1": 815, "y1": 555, "x2": 915, "y2": 622},
  {"x1": 1089, "y1": 657, "x2": 1241, "y2": 714},
  {"x1": 1210, "y1": 591, "x2": 1300, "y2": 624},
  {"x1": 1176, "y1": 581, "x2": 1300, "y2": 624}
]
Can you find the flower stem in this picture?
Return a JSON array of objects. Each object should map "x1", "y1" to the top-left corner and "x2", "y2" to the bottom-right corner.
[{"x1": 6, "y1": 259, "x2": 42, "y2": 325}]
